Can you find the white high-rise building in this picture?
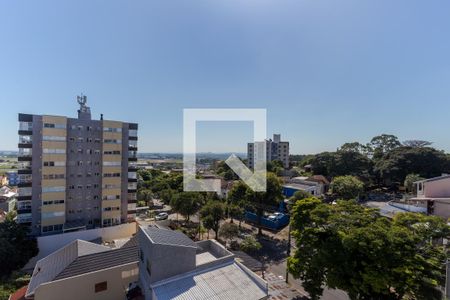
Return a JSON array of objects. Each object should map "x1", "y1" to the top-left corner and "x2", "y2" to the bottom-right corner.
[{"x1": 247, "y1": 134, "x2": 289, "y2": 169}]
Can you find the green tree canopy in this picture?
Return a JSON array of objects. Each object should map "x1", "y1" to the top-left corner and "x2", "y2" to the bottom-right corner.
[
  {"x1": 288, "y1": 198, "x2": 449, "y2": 300},
  {"x1": 246, "y1": 172, "x2": 283, "y2": 234},
  {"x1": 0, "y1": 219, "x2": 38, "y2": 278},
  {"x1": 200, "y1": 200, "x2": 226, "y2": 239},
  {"x1": 219, "y1": 223, "x2": 239, "y2": 244},
  {"x1": 374, "y1": 146, "x2": 450, "y2": 184},
  {"x1": 369, "y1": 134, "x2": 402, "y2": 160},
  {"x1": 170, "y1": 192, "x2": 203, "y2": 221},
  {"x1": 404, "y1": 173, "x2": 424, "y2": 193},
  {"x1": 330, "y1": 175, "x2": 364, "y2": 200}
]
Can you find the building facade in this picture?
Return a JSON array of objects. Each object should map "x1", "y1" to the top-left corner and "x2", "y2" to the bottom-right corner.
[
  {"x1": 17, "y1": 96, "x2": 138, "y2": 235},
  {"x1": 409, "y1": 174, "x2": 450, "y2": 219},
  {"x1": 6, "y1": 171, "x2": 19, "y2": 186},
  {"x1": 247, "y1": 134, "x2": 289, "y2": 169}
]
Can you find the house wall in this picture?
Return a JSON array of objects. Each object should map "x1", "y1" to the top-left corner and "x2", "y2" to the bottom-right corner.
[
  {"x1": 138, "y1": 229, "x2": 197, "y2": 300},
  {"x1": 424, "y1": 178, "x2": 450, "y2": 198},
  {"x1": 432, "y1": 201, "x2": 450, "y2": 219},
  {"x1": 34, "y1": 262, "x2": 138, "y2": 300}
]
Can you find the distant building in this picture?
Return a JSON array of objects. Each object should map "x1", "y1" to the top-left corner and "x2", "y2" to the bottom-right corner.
[
  {"x1": 282, "y1": 176, "x2": 329, "y2": 198},
  {"x1": 6, "y1": 171, "x2": 19, "y2": 185},
  {"x1": 247, "y1": 134, "x2": 289, "y2": 169},
  {"x1": 408, "y1": 174, "x2": 450, "y2": 219},
  {"x1": 0, "y1": 175, "x2": 8, "y2": 186},
  {"x1": 0, "y1": 186, "x2": 17, "y2": 213},
  {"x1": 22, "y1": 226, "x2": 268, "y2": 300},
  {"x1": 17, "y1": 95, "x2": 138, "y2": 236}
]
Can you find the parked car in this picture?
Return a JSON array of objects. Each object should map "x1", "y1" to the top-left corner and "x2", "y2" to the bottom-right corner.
[{"x1": 155, "y1": 212, "x2": 169, "y2": 220}]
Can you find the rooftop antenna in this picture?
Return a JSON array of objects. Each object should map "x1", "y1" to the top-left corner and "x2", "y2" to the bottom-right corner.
[{"x1": 76, "y1": 93, "x2": 91, "y2": 120}]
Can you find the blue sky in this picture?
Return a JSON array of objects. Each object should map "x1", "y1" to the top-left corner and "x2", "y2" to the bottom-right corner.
[{"x1": 1, "y1": 0, "x2": 450, "y2": 154}]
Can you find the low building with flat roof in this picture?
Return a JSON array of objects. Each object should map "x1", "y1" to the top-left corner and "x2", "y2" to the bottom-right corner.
[{"x1": 21, "y1": 226, "x2": 268, "y2": 300}]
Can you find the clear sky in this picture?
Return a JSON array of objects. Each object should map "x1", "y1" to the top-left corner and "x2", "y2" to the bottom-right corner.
[{"x1": 1, "y1": 0, "x2": 450, "y2": 154}]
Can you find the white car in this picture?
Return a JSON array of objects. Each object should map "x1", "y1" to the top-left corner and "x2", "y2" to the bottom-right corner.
[{"x1": 155, "y1": 212, "x2": 169, "y2": 220}]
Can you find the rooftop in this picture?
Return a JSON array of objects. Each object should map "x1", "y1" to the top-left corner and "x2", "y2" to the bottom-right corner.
[
  {"x1": 151, "y1": 261, "x2": 268, "y2": 300},
  {"x1": 26, "y1": 239, "x2": 110, "y2": 297},
  {"x1": 143, "y1": 226, "x2": 197, "y2": 248},
  {"x1": 414, "y1": 174, "x2": 450, "y2": 183},
  {"x1": 26, "y1": 237, "x2": 138, "y2": 298},
  {"x1": 54, "y1": 244, "x2": 138, "y2": 280}
]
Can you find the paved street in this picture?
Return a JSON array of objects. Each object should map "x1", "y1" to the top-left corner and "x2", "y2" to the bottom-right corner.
[{"x1": 268, "y1": 259, "x2": 349, "y2": 300}]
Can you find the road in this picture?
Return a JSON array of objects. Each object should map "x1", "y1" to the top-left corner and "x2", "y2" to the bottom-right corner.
[{"x1": 268, "y1": 259, "x2": 349, "y2": 300}]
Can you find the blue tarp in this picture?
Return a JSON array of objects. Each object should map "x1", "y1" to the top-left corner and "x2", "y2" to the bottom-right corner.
[{"x1": 245, "y1": 211, "x2": 289, "y2": 230}]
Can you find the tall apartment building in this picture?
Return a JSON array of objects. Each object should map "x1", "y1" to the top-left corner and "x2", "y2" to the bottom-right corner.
[
  {"x1": 247, "y1": 134, "x2": 289, "y2": 169},
  {"x1": 17, "y1": 96, "x2": 138, "y2": 236}
]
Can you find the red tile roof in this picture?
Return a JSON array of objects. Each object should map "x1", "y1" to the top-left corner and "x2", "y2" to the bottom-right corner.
[{"x1": 8, "y1": 285, "x2": 28, "y2": 300}]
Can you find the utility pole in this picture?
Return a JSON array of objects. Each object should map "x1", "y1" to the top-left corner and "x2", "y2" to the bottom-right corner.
[
  {"x1": 286, "y1": 219, "x2": 291, "y2": 283},
  {"x1": 286, "y1": 200, "x2": 292, "y2": 284}
]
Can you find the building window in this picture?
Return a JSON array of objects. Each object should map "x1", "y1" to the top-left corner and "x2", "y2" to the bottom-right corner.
[
  {"x1": 94, "y1": 281, "x2": 107, "y2": 293},
  {"x1": 44, "y1": 123, "x2": 66, "y2": 129}
]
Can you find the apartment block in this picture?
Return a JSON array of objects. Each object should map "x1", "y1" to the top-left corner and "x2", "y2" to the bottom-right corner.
[
  {"x1": 247, "y1": 133, "x2": 290, "y2": 169},
  {"x1": 17, "y1": 96, "x2": 138, "y2": 235}
]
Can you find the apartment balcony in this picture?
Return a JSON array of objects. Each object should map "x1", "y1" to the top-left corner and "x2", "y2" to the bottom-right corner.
[
  {"x1": 16, "y1": 213, "x2": 32, "y2": 224},
  {"x1": 128, "y1": 193, "x2": 137, "y2": 200},
  {"x1": 18, "y1": 156, "x2": 32, "y2": 162},
  {"x1": 18, "y1": 136, "x2": 33, "y2": 148},
  {"x1": 18, "y1": 148, "x2": 32, "y2": 161},
  {"x1": 128, "y1": 178, "x2": 138, "y2": 183},
  {"x1": 17, "y1": 208, "x2": 32, "y2": 214},
  {"x1": 128, "y1": 162, "x2": 138, "y2": 171},
  {"x1": 18, "y1": 168, "x2": 32, "y2": 175},
  {"x1": 18, "y1": 181, "x2": 32, "y2": 188}
]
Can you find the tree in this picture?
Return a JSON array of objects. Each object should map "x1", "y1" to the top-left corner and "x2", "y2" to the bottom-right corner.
[
  {"x1": 138, "y1": 189, "x2": 153, "y2": 207},
  {"x1": 369, "y1": 134, "x2": 401, "y2": 159},
  {"x1": 159, "y1": 189, "x2": 174, "y2": 205},
  {"x1": 288, "y1": 199, "x2": 449, "y2": 300},
  {"x1": 339, "y1": 142, "x2": 371, "y2": 156},
  {"x1": 228, "y1": 204, "x2": 245, "y2": 227},
  {"x1": 169, "y1": 192, "x2": 203, "y2": 222},
  {"x1": 227, "y1": 181, "x2": 249, "y2": 223},
  {"x1": 290, "y1": 190, "x2": 312, "y2": 202},
  {"x1": 0, "y1": 219, "x2": 38, "y2": 278},
  {"x1": 240, "y1": 236, "x2": 262, "y2": 254},
  {"x1": 330, "y1": 175, "x2": 364, "y2": 200},
  {"x1": 309, "y1": 150, "x2": 372, "y2": 179},
  {"x1": 404, "y1": 173, "x2": 424, "y2": 193},
  {"x1": 200, "y1": 200, "x2": 226, "y2": 239},
  {"x1": 219, "y1": 223, "x2": 239, "y2": 246},
  {"x1": 374, "y1": 146, "x2": 450, "y2": 184},
  {"x1": 403, "y1": 140, "x2": 433, "y2": 148},
  {"x1": 246, "y1": 173, "x2": 283, "y2": 235}
]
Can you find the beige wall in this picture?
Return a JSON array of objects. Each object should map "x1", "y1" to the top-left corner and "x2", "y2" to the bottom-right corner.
[
  {"x1": 432, "y1": 200, "x2": 450, "y2": 220},
  {"x1": 424, "y1": 178, "x2": 450, "y2": 198},
  {"x1": 34, "y1": 263, "x2": 139, "y2": 300}
]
